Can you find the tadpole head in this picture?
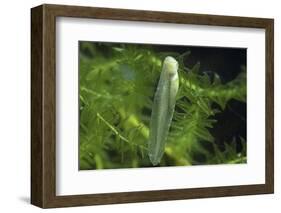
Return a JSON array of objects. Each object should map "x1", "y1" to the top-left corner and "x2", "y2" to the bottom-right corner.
[{"x1": 163, "y1": 56, "x2": 179, "y2": 77}]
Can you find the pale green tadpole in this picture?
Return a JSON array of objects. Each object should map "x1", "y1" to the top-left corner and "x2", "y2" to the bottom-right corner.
[{"x1": 148, "y1": 56, "x2": 179, "y2": 165}]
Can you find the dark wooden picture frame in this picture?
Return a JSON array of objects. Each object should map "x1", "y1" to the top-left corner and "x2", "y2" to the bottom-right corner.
[{"x1": 31, "y1": 4, "x2": 274, "y2": 208}]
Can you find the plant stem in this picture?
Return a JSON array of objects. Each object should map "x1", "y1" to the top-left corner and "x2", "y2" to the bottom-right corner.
[{"x1": 97, "y1": 112, "x2": 147, "y2": 150}]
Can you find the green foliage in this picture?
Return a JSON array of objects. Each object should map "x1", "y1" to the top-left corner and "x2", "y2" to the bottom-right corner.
[
  {"x1": 207, "y1": 137, "x2": 247, "y2": 164},
  {"x1": 79, "y1": 42, "x2": 247, "y2": 169}
]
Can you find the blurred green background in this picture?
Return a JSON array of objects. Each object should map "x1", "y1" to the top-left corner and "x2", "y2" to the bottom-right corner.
[{"x1": 79, "y1": 41, "x2": 247, "y2": 170}]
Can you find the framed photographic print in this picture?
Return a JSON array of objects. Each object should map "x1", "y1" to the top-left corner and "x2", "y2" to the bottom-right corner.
[{"x1": 31, "y1": 4, "x2": 274, "y2": 208}]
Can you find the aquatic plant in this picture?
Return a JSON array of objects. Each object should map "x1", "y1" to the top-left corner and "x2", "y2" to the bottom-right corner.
[{"x1": 79, "y1": 42, "x2": 246, "y2": 169}]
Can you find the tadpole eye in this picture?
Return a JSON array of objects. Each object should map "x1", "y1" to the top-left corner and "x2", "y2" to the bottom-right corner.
[{"x1": 168, "y1": 71, "x2": 176, "y2": 78}]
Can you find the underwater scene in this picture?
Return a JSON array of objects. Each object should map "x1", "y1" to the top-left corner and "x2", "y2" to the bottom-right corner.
[{"x1": 79, "y1": 41, "x2": 247, "y2": 170}]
